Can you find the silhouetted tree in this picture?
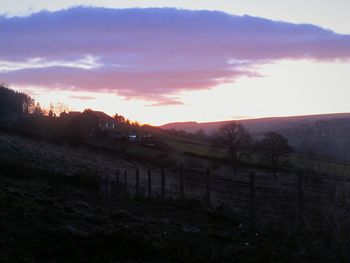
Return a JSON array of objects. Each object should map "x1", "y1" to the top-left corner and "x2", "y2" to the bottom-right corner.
[
  {"x1": 195, "y1": 129, "x2": 207, "y2": 139},
  {"x1": 114, "y1": 113, "x2": 126, "y2": 123},
  {"x1": 48, "y1": 103, "x2": 55, "y2": 117},
  {"x1": 259, "y1": 132, "x2": 292, "y2": 175},
  {"x1": 33, "y1": 103, "x2": 44, "y2": 116},
  {"x1": 53, "y1": 102, "x2": 70, "y2": 116},
  {"x1": 0, "y1": 83, "x2": 35, "y2": 114},
  {"x1": 212, "y1": 122, "x2": 252, "y2": 174},
  {"x1": 177, "y1": 129, "x2": 187, "y2": 137},
  {"x1": 48, "y1": 110, "x2": 54, "y2": 117}
]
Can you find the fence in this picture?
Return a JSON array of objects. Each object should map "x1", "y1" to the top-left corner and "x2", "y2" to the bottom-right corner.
[{"x1": 97, "y1": 166, "x2": 350, "y2": 230}]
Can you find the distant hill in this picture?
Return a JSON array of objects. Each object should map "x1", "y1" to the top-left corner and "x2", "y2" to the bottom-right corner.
[
  {"x1": 160, "y1": 113, "x2": 350, "y2": 160},
  {"x1": 160, "y1": 113, "x2": 350, "y2": 135}
]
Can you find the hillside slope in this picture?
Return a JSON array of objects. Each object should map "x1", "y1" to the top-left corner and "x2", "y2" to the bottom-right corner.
[
  {"x1": 2, "y1": 131, "x2": 350, "y2": 262},
  {"x1": 161, "y1": 113, "x2": 350, "y2": 134},
  {"x1": 161, "y1": 113, "x2": 350, "y2": 160}
]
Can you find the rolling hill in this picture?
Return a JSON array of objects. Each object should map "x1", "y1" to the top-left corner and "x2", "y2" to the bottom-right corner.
[
  {"x1": 160, "y1": 113, "x2": 350, "y2": 161},
  {"x1": 160, "y1": 113, "x2": 350, "y2": 135}
]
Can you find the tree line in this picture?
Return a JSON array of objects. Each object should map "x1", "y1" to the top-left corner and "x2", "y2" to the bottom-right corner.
[
  {"x1": 1, "y1": 83, "x2": 292, "y2": 174},
  {"x1": 0, "y1": 84, "x2": 138, "y2": 143},
  {"x1": 169, "y1": 122, "x2": 293, "y2": 175},
  {"x1": 213, "y1": 122, "x2": 292, "y2": 175},
  {"x1": 0, "y1": 82, "x2": 34, "y2": 114}
]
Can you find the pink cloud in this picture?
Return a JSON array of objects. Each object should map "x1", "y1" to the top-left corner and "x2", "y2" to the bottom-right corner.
[
  {"x1": 0, "y1": 7, "x2": 349, "y2": 105},
  {"x1": 68, "y1": 95, "x2": 95, "y2": 100}
]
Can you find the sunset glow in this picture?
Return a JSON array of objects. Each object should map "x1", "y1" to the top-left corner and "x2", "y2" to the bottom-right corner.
[{"x1": 1, "y1": 1, "x2": 349, "y2": 125}]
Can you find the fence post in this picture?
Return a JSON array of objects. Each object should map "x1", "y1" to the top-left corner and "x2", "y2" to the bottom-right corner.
[
  {"x1": 148, "y1": 168, "x2": 152, "y2": 198},
  {"x1": 105, "y1": 176, "x2": 109, "y2": 198},
  {"x1": 111, "y1": 175, "x2": 115, "y2": 197},
  {"x1": 180, "y1": 166, "x2": 184, "y2": 199},
  {"x1": 117, "y1": 170, "x2": 120, "y2": 185},
  {"x1": 135, "y1": 168, "x2": 140, "y2": 197},
  {"x1": 101, "y1": 175, "x2": 105, "y2": 196},
  {"x1": 206, "y1": 169, "x2": 211, "y2": 207},
  {"x1": 298, "y1": 173, "x2": 304, "y2": 226},
  {"x1": 97, "y1": 175, "x2": 102, "y2": 193},
  {"x1": 124, "y1": 170, "x2": 128, "y2": 193},
  {"x1": 249, "y1": 172, "x2": 256, "y2": 229},
  {"x1": 161, "y1": 168, "x2": 165, "y2": 198},
  {"x1": 116, "y1": 170, "x2": 120, "y2": 194}
]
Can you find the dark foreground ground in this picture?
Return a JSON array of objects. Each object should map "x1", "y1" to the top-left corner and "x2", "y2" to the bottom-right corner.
[
  {"x1": 2, "y1": 163, "x2": 348, "y2": 263},
  {"x1": 0, "y1": 133, "x2": 348, "y2": 262},
  {"x1": 0, "y1": 164, "x2": 256, "y2": 263}
]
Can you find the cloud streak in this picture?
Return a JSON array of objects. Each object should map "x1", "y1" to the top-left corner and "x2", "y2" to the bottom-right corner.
[
  {"x1": 68, "y1": 95, "x2": 95, "y2": 100},
  {"x1": 0, "y1": 7, "x2": 350, "y2": 105},
  {"x1": 0, "y1": 55, "x2": 101, "y2": 72}
]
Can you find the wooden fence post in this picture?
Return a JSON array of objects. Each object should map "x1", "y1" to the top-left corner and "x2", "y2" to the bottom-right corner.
[
  {"x1": 135, "y1": 168, "x2": 140, "y2": 197},
  {"x1": 124, "y1": 170, "x2": 128, "y2": 193},
  {"x1": 105, "y1": 176, "x2": 109, "y2": 198},
  {"x1": 96, "y1": 174, "x2": 101, "y2": 192},
  {"x1": 101, "y1": 175, "x2": 105, "y2": 195},
  {"x1": 111, "y1": 175, "x2": 115, "y2": 197},
  {"x1": 206, "y1": 169, "x2": 211, "y2": 207},
  {"x1": 115, "y1": 169, "x2": 120, "y2": 195},
  {"x1": 107, "y1": 176, "x2": 111, "y2": 197},
  {"x1": 161, "y1": 168, "x2": 165, "y2": 198},
  {"x1": 249, "y1": 172, "x2": 256, "y2": 229},
  {"x1": 148, "y1": 168, "x2": 152, "y2": 198},
  {"x1": 97, "y1": 175, "x2": 102, "y2": 193},
  {"x1": 180, "y1": 166, "x2": 184, "y2": 199},
  {"x1": 117, "y1": 170, "x2": 120, "y2": 185}
]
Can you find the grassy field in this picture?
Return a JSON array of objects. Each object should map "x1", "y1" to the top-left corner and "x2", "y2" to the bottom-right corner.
[
  {"x1": 0, "y1": 132, "x2": 133, "y2": 178},
  {"x1": 147, "y1": 128, "x2": 350, "y2": 176},
  {"x1": 292, "y1": 154, "x2": 350, "y2": 177},
  {"x1": 1, "y1": 131, "x2": 349, "y2": 262}
]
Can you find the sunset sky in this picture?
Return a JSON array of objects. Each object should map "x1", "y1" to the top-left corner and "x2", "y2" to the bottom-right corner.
[{"x1": 1, "y1": 1, "x2": 349, "y2": 125}]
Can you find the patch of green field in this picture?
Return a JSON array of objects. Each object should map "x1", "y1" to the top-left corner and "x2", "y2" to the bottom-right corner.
[{"x1": 153, "y1": 131, "x2": 350, "y2": 176}]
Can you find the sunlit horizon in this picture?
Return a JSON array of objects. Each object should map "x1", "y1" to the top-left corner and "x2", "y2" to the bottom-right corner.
[
  {"x1": 12, "y1": 59, "x2": 350, "y2": 126},
  {"x1": 1, "y1": 2, "x2": 350, "y2": 126}
]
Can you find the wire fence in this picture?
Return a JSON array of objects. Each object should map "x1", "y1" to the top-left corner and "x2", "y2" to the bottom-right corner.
[{"x1": 97, "y1": 166, "x2": 350, "y2": 230}]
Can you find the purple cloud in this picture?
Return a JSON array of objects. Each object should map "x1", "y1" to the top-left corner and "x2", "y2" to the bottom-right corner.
[{"x1": 0, "y1": 7, "x2": 349, "y2": 105}]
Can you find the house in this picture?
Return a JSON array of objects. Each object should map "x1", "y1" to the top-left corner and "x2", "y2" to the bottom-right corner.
[
  {"x1": 60, "y1": 110, "x2": 117, "y2": 138},
  {"x1": 83, "y1": 110, "x2": 117, "y2": 131},
  {"x1": 60, "y1": 111, "x2": 81, "y2": 119}
]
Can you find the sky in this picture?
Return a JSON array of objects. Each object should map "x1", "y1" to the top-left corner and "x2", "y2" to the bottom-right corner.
[{"x1": 0, "y1": 1, "x2": 349, "y2": 125}]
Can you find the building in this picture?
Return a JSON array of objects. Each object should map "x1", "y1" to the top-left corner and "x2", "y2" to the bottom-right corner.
[
  {"x1": 83, "y1": 110, "x2": 117, "y2": 131},
  {"x1": 60, "y1": 110, "x2": 117, "y2": 138}
]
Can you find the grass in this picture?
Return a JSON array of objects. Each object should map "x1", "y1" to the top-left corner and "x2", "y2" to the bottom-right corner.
[
  {"x1": 1, "y1": 131, "x2": 350, "y2": 262},
  {"x1": 151, "y1": 130, "x2": 350, "y2": 176}
]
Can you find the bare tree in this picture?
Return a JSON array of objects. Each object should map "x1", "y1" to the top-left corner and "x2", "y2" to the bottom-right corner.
[
  {"x1": 212, "y1": 122, "x2": 252, "y2": 174},
  {"x1": 259, "y1": 132, "x2": 292, "y2": 176},
  {"x1": 54, "y1": 102, "x2": 70, "y2": 116},
  {"x1": 195, "y1": 129, "x2": 207, "y2": 139},
  {"x1": 33, "y1": 102, "x2": 44, "y2": 116}
]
